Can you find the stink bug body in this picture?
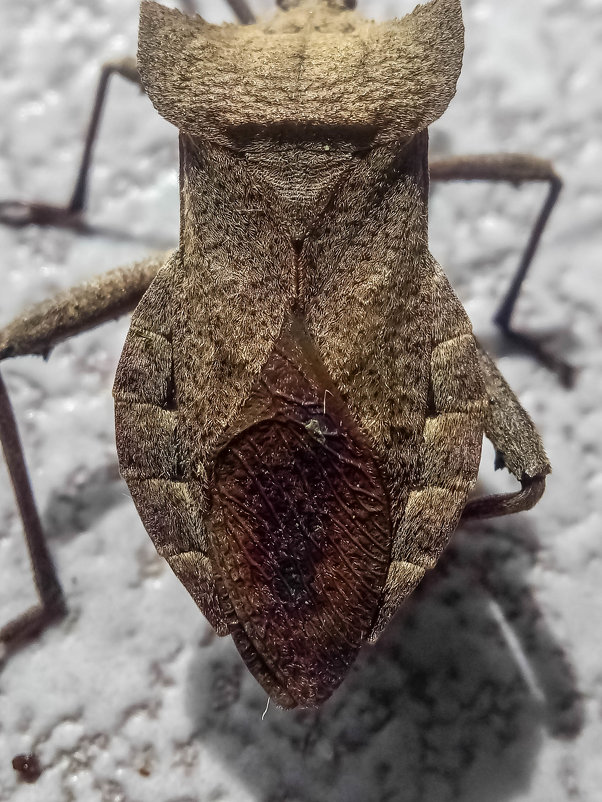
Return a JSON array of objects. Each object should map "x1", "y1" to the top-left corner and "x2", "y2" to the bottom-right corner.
[
  {"x1": 0, "y1": 0, "x2": 558, "y2": 709},
  {"x1": 113, "y1": 0, "x2": 551, "y2": 707}
]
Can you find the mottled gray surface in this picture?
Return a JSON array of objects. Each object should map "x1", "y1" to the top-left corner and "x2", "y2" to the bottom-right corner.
[{"x1": 0, "y1": 1, "x2": 600, "y2": 800}]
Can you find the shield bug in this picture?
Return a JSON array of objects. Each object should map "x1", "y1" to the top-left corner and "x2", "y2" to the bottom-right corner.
[{"x1": 0, "y1": 0, "x2": 564, "y2": 708}]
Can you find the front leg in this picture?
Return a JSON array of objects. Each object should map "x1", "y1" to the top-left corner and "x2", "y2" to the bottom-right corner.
[
  {"x1": 0, "y1": 0, "x2": 255, "y2": 231},
  {"x1": 0, "y1": 255, "x2": 163, "y2": 655},
  {"x1": 0, "y1": 57, "x2": 141, "y2": 231}
]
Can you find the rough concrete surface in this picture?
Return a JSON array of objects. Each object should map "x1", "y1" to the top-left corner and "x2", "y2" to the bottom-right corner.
[{"x1": 0, "y1": 0, "x2": 600, "y2": 800}]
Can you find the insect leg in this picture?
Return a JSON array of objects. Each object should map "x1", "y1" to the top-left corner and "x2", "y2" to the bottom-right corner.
[
  {"x1": 182, "y1": 0, "x2": 255, "y2": 22},
  {"x1": 0, "y1": 254, "x2": 164, "y2": 654},
  {"x1": 0, "y1": 57, "x2": 140, "y2": 231},
  {"x1": 461, "y1": 344, "x2": 551, "y2": 521},
  {"x1": 276, "y1": 0, "x2": 356, "y2": 8},
  {"x1": 226, "y1": 0, "x2": 256, "y2": 24},
  {"x1": 430, "y1": 154, "x2": 573, "y2": 387},
  {"x1": 0, "y1": 373, "x2": 66, "y2": 653},
  {"x1": 0, "y1": 0, "x2": 255, "y2": 232},
  {"x1": 0, "y1": 254, "x2": 164, "y2": 361}
]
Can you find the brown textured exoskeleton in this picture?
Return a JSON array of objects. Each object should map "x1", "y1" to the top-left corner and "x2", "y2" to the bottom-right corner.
[{"x1": 0, "y1": 0, "x2": 566, "y2": 708}]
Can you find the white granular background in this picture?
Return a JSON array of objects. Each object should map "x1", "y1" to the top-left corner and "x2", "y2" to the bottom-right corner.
[{"x1": 0, "y1": 1, "x2": 601, "y2": 800}]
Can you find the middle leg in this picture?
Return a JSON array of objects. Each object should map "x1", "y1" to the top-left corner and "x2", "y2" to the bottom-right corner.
[{"x1": 430, "y1": 153, "x2": 573, "y2": 386}]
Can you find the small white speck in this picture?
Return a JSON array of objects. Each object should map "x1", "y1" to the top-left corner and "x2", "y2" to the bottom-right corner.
[{"x1": 261, "y1": 697, "x2": 270, "y2": 721}]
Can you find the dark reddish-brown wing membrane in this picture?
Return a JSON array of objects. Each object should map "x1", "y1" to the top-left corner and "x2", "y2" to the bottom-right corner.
[{"x1": 208, "y1": 317, "x2": 391, "y2": 707}]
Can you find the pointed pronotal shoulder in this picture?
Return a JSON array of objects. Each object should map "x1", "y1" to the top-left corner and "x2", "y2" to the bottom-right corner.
[{"x1": 137, "y1": 0, "x2": 464, "y2": 143}]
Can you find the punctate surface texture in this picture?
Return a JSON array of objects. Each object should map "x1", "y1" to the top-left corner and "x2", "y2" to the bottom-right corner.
[{"x1": 0, "y1": 1, "x2": 600, "y2": 801}]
